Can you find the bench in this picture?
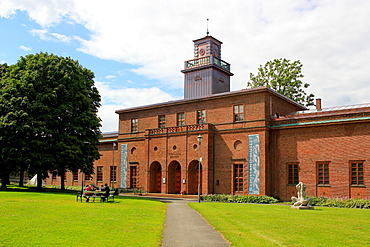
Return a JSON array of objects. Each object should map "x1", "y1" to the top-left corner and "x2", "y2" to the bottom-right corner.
[{"x1": 76, "y1": 190, "x2": 115, "y2": 202}]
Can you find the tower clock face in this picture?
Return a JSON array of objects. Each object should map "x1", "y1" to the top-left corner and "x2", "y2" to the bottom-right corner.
[
  {"x1": 199, "y1": 49, "x2": 205, "y2": 56},
  {"x1": 213, "y1": 44, "x2": 219, "y2": 57},
  {"x1": 213, "y1": 48, "x2": 218, "y2": 57}
]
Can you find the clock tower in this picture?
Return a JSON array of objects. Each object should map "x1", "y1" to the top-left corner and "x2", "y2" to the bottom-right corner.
[{"x1": 181, "y1": 35, "x2": 233, "y2": 99}]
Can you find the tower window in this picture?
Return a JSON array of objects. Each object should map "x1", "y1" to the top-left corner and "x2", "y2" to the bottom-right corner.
[
  {"x1": 234, "y1": 105, "x2": 244, "y2": 122},
  {"x1": 131, "y1": 118, "x2": 138, "y2": 133},
  {"x1": 197, "y1": 110, "x2": 206, "y2": 124},
  {"x1": 177, "y1": 112, "x2": 185, "y2": 126},
  {"x1": 158, "y1": 115, "x2": 166, "y2": 128}
]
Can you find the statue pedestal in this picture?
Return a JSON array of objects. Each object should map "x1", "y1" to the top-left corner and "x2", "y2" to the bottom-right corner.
[{"x1": 291, "y1": 205, "x2": 314, "y2": 210}]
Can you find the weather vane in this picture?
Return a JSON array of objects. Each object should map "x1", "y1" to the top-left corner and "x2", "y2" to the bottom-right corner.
[{"x1": 206, "y1": 18, "x2": 209, "y2": 36}]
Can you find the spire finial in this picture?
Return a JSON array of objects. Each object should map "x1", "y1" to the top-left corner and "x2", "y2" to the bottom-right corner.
[{"x1": 206, "y1": 18, "x2": 209, "y2": 36}]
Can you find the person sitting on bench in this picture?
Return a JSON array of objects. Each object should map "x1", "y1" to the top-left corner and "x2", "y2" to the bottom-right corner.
[{"x1": 102, "y1": 183, "x2": 110, "y2": 202}]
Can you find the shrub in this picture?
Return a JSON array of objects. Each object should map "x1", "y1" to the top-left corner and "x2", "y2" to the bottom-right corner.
[
  {"x1": 309, "y1": 197, "x2": 370, "y2": 209},
  {"x1": 201, "y1": 194, "x2": 279, "y2": 204}
]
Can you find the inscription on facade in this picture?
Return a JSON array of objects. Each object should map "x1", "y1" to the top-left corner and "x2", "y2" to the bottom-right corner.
[{"x1": 169, "y1": 152, "x2": 181, "y2": 158}]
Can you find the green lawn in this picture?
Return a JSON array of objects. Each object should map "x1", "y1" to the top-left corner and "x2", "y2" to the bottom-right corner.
[
  {"x1": 190, "y1": 203, "x2": 370, "y2": 246},
  {"x1": 0, "y1": 189, "x2": 166, "y2": 246}
]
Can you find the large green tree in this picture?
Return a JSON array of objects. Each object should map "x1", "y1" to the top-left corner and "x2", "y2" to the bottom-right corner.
[
  {"x1": 0, "y1": 53, "x2": 101, "y2": 190},
  {"x1": 247, "y1": 58, "x2": 315, "y2": 106}
]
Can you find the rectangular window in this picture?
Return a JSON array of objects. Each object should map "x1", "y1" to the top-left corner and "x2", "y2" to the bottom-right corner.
[
  {"x1": 288, "y1": 163, "x2": 299, "y2": 185},
  {"x1": 197, "y1": 110, "x2": 206, "y2": 124},
  {"x1": 131, "y1": 118, "x2": 138, "y2": 133},
  {"x1": 73, "y1": 172, "x2": 79, "y2": 181},
  {"x1": 85, "y1": 174, "x2": 91, "y2": 181},
  {"x1": 130, "y1": 166, "x2": 138, "y2": 188},
  {"x1": 110, "y1": 166, "x2": 117, "y2": 182},
  {"x1": 317, "y1": 162, "x2": 330, "y2": 185},
  {"x1": 351, "y1": 161, "x2": 364, "y2": 185},
  {"x1": 158, "y1": 115, "x2": 166, "y2": 128},
  {"x1": 177, "y1": 112, "x2": 185, "y2": 126},
  {"x1": 97, "y1": 166, "x2": 103, "y2": 182},
  {"x1": 234, "y1": 164, "x2": 243, "y2": 192},
  {"x1": 234, "y1": 105, "x2": 244, "y2": 122}
]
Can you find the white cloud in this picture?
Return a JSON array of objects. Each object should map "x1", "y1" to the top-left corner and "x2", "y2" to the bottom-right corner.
[
  {"x1": 0, "y1": 0, "x2": 75, "y2": 27},
  {"x1": 2, "y1": 0, "x2": 370, "y2": 129},
  {"x1": 105, "y1": 75, "x2": 117, "y2": 79},
  {"x1": 19, "y1": 45, "x2": 31, "y2": 51},
  {"x1": 30, "y1": 29, "x2": 72, "y2": 43},
  {"x1": 50, "y1": 32, "x2": 72, "y2": 43},
  {"x1": 95, "y1": 80, "x2": 176, "y2": 131}
]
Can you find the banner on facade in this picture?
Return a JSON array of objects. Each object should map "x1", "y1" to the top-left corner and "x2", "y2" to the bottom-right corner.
[
  {"x1": 248, "y1": 134, "x2": 260, "y2": 194},
  {"x1": 120, "y1": 144, "x2": 128, "y2": 188}
]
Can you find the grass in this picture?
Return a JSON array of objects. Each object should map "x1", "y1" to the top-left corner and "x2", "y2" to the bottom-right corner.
[
  {"x1": 190, "y1": 202, "x2": 370, "y2": 247},
  {"x1": 0, "y1": 187, "x2": 166, "y2": 246}
]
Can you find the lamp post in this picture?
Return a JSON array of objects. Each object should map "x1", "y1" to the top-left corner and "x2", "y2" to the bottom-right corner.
[
  {"x1": 112, "y1": 142, "x2": 116, "y2": 189},
  {"x1": 197, "y1": 134, "x2": 202, "y2": 203}
]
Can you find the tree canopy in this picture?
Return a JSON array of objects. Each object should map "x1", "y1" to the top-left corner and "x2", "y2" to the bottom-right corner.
[
  {"x1": 247, "y1": 58, "x2": 315, "y2": 106},
  {"x1": 0, "y1": 53, "x2": 101, "y2": 190}
]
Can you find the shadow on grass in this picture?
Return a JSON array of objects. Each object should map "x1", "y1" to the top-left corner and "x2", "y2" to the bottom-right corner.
[{"x1": 1, "y1": 185, "x2": 168, "y2": 205}]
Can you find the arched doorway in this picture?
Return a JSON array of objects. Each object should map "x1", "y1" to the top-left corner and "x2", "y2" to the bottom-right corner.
[
  {"x1": 188, "y1": 160, "x2": 202, "y2": 195},
  {"x1": 149, "y1": 161, "x2": 162, "y2": 193},
  {"x1": 168, "y1": 161, "x2": 181, "y2": 194}
]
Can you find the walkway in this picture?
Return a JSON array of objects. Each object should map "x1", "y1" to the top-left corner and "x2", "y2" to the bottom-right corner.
[{"x1": 143, "y1": 196, "x2": 230, "y2": 247}]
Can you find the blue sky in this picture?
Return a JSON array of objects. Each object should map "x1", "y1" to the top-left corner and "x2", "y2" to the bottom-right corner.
[{"x1": 1, "y1": 0, "x2": 370, "y2": 132}]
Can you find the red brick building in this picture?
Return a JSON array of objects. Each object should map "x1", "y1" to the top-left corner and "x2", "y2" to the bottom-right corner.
[{"x1": 47, "y1": 35, "x2": 370, "y2": 200}]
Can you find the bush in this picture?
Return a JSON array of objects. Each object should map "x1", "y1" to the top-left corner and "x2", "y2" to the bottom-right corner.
[
  {"x1": 201, "y1": 194, "x2": 279, "y2": 204},
  {"x1": 310, "y1": 197, "x2": 370, "y2": 209}
]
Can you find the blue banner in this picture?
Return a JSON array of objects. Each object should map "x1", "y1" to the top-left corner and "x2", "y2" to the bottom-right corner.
[
  {"x1": 248, "y1": 134, "x2": 260, "y2": 194},
  {"x1": 120, "y1": 144, "x2": 128, "y2": 188}
]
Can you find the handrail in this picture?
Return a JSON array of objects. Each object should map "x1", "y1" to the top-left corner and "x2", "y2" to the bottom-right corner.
[
  {"x1": 184, "y1": 56, "x2": 230, "y2": 71},
  {"x1": 148, "y1": 124, "x2": 205, "y2": 135}
]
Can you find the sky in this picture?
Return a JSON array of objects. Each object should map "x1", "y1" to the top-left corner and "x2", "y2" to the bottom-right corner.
[{"x1": 1, "y1": 0, "x2": 370, "y2": 133}]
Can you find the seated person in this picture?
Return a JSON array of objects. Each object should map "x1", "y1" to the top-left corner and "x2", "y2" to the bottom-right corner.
[
  {"x1": 84, "y1": 185, "x2": 93, "y2": 202},
  {"x1": 102, "y1": 183, "x2": 110, "y2": 202}
]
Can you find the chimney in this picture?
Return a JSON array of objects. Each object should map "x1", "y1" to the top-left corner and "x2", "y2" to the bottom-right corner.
[{"x1": 316, "y1": 98, "x2": 322, "y2": 111}]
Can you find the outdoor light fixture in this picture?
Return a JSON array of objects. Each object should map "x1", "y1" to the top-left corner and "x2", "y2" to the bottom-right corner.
[
  {"x1": 197, "y1": 134, "x2": 202, "y2": 203},
  {"x1": 112, "y1": 142, "x2": 116, "y2": 189}
]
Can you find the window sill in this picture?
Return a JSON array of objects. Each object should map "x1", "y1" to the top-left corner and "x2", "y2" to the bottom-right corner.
[
  {"x1": 350, "y1": 185, "x2": 366, "y2": 188},
  {"x1": 317, "y1": 184, "x2": 331, "y2": 187}
]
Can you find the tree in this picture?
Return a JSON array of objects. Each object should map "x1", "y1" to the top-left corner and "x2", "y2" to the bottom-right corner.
[
  {"x1": 0, "y1": 53, "x2": 101, "y2": 191},
  {"x1": 247, "y1": 58, "x2": 315, "y2": 106}
]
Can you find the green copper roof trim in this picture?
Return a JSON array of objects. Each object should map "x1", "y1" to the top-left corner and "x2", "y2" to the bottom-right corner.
[
  {"x1": 271, "y1": 116, "x2": 370, "y2": 128},
  {"x1": 99, "y1": 139, "x2": 118, "y2": 143}
]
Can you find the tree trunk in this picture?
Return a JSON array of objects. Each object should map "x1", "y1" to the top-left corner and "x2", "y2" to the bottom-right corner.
[
  {"x1": 4, "y1": 173, "x2": 10, "y2": 185},
  {"x1": 1, "y1": 172, "x2": 8, "y2": 189},
  {"x1": 18, "y1": 169, "x2": 25, "y2": 187},
  {"x1": 60, "y1": 171, "x2": 65, "y2": 190},
  {"x1": 36, "y1": 171, "x2": 43, "y2": 192}
]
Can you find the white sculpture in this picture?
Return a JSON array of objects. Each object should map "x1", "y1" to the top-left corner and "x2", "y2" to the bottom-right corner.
[{"x1": 291, "y1": 182, "x2": 314, "y2": 209}]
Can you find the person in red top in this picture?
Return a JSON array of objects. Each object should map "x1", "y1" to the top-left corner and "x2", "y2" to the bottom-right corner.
[{"x1": 84, "y1": 184, "x2": 93, "y2": 202}]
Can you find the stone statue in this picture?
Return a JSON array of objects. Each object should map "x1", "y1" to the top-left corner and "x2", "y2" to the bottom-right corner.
[{"x1": 291, "y1": 182, "x2": 314, "y2": 209}]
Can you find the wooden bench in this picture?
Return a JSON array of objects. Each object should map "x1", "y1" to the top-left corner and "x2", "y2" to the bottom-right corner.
[{"x1": 76, "y1": 190, "x2": 115, "y2": 202}]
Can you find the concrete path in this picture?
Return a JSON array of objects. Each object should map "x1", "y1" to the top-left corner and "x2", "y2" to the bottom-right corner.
[{"x1": 159, "y1": 197, "x2": 230, "y2": 247}]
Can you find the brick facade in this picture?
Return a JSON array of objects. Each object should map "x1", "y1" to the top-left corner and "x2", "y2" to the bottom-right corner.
[{"x1": 45, "y1": 35, "x2": 370, "y2": 200}]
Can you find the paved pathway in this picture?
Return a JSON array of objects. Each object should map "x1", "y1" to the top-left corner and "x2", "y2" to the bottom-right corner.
[{"x1": 158, "y1": 197, "x2": 230, "y2": 247}]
